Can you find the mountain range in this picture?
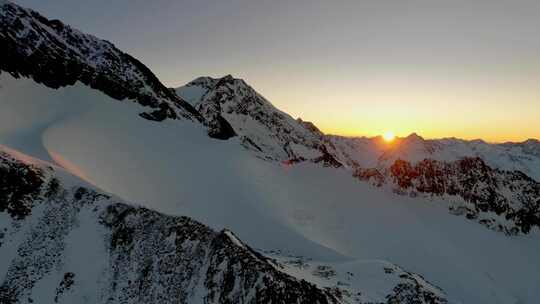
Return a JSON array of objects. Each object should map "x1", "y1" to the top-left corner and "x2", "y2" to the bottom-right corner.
[{"x1": 1, "y1": 1, "x2": 539, "y2": 303}]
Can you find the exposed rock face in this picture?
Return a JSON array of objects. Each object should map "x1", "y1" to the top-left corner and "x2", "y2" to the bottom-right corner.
[
  {"x1": 0, "y1": 147, "x2": 339, "y2": 304},
  {"x1": 384, "y1": 269, "x2": 448, "y2": 304},
  {"x1": 266, "y1": 252, "x2": 449, "y2": 304},
  {"x1": 312, "y1": 145, "x2": 344, "y2": 168},
  {"x1": 193, "y1": 76, "x2": 238, "y2": 139},
  {"x1": 0, "y1": 150, "x2": 45, "y2": 220},
  {"x1": 373, "y1": 134, "x2": 540, "y2": 182},
  {"x1": 297, "y1": 118, "x2": 324, "y2": 137},
  {"x1": 0, "y1": 0, "x2": 201, "y2": 122},
  {"x1": 386, "y1": 276, "x2": 447, "y2": 304},
  {"x1": 176, "y1": 75, "x2": 324, "y2": 159},
  {"x1": 356, "y1": 157, "x2": 540, "y2": 234},
  {"x1": 353, "y1": 168, "x2": 386, "y2": 187}
]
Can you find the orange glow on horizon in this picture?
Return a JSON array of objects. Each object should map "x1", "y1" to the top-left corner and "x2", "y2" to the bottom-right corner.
[
  {"x1": 318, "y1": 125, "x2": 538, "y2": 144},
  {"x1": 258, "y1": 71, "x2": 540, "y2": 144}
]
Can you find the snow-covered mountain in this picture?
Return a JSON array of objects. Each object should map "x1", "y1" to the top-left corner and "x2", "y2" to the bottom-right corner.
[
  {"x1": 324, "y1": 134, "x2": 540, "y2": 233},
  {"x1": 175, "y1": 75, "x2": 325, "y2": 161},
  {"x1": 176, "y1": 76, "x2": 540, "y2": 234},
  {"x1": 324, "y1": 133, "x2": 540, "y2": 180},
  {"x1": 355, "y1": 156, "x2": 540, "y2": 234},
  {"x1": 0, "y1": 145, "x2": 342, "y2": 303},
  {"x1": 1, "y1": 1, "x2": 540, "y2": 303},
  {"x1": 176, "y1": 76, "x2": 540, "y2": 179},
  {"x1": 0, "y1": 96, "x2": 452, "y2": 304},
  {"x1": 0, "y1": 0, "x2": 201, "y2": 122}
]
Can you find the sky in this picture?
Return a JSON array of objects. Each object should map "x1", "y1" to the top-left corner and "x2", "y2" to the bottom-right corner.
[{"x1": 15, "y1": 0, "x2": 540, "y2": 142}]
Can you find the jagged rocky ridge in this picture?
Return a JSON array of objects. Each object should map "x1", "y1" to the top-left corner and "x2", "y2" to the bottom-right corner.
[
  {"x1": 0, "y1": 146, "x2": 342, "y2": 304},
  {"x1": 501, "y1": 138, "x2": 540, "y2": 158},
  {"x1": 355, "y1": 157, "x2": 540, "y2": 234},
  {"x1": 176, "y1": 76, "x2": 328, "y2": 160},
  {"x1": 330, "y1": 133, "x2": 540, "y2": 181},
  {"x1": 0, "y1": 0, "x2": 201, "y2": 122}
]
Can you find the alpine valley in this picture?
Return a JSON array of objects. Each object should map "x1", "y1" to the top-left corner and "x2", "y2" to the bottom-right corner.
[{"x1": 0, "y1": 1, "x2": 539, "y2": 303}]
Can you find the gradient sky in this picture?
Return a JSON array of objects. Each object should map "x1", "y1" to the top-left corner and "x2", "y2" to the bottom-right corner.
[{"x1": 15, "y1": 0, "x2": 540, "y2": 142}]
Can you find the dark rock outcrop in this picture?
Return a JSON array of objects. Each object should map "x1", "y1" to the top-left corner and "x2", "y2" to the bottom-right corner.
[
  {"x1": 297, "y1": 118, "x2": 324, "y2": 137},
  {"x1": 0, "y1": 150, "x2": 45, "y2": 220},
  {"x1": 356, "y1": 157, "x2": 540, "y2": 234},
  {"x1": 312, "y1": 145, "x2": 344, "y2": 168}
]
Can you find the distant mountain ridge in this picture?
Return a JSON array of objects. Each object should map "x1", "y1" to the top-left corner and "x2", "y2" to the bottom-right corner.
[{"x1": 176, "y1": 76, "x2": 540, "y2": 177}]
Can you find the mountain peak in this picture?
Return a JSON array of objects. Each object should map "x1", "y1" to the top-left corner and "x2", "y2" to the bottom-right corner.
[
  {"x1": 220, "y1": 74, "x2": 235, "y2": 81},
  {"x1": 0, "y1": 0, "x2": 201, "y2": 122},
  {"x1": 404, "y1": 132, "x2": 424, "y2": 141},
  {"x1": 186, "y1": 76, "x2": 217, "y2": 88},
  {"x1": 175, "y1": 75, "x2": 325, "y2": 159}
]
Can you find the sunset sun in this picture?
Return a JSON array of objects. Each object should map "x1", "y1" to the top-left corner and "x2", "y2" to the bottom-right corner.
[{"x1": 383, "y1": 131, "x2": 395, "y2": 142}]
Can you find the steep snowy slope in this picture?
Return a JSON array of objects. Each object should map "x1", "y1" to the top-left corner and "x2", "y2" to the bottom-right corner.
[
  {"x1": 0, "y1": 145, "x2": 344, "y2": 304},
  {"x1": 175, "y1": 76, "x2": 218, "y2": 106},
  {"x1": 323, "y1": 135, "x2": 388, "y2": 169},
  {"x1": 3, "y1": 73, "x2": 540, "y2": 303},
  {"x1": 0, "y1": 0, "x2": 201, "y2": 122},
  {"x1": 0, "y1": 145, "x2": 453, "y2": 304},
  {"x1": 0, "y1": 72, "x2": 346, "y2": 261}
]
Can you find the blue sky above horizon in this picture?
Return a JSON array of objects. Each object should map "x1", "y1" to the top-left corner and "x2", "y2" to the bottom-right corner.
[{"x1": 14, "y1": 0, "x2": 540, "y2": 142}]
